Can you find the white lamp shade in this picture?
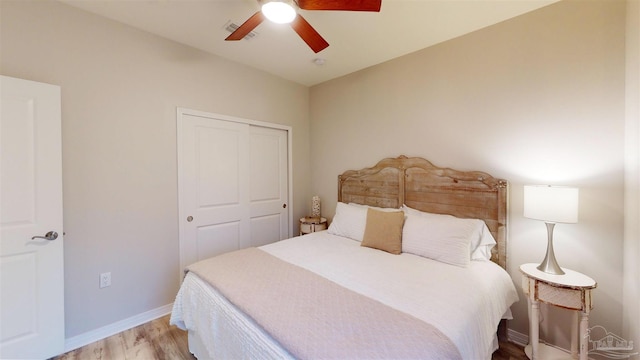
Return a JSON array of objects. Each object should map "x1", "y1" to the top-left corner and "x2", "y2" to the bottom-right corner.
[
  {"x1": 261, "y1": 1, "x2": 296, "y2": 24},
  {"x1": 524, "y1": 185, "x2": 579, "y2": 223}
]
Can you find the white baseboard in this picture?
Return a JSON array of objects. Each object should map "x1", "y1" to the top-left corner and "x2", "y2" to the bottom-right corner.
[
  {"x1": 64, "y1": 303, "x2": 173, "y2": 353},
  {"x1": 507, "y1": 328, "x2": 529, "y2": 347}
]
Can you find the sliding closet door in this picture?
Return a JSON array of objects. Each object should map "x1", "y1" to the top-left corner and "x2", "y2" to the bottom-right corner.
[
  {"x1": 178, "y1": 109, "x2": 291, "y2": 270},
  {"x1": 179, "y1": 114, "x2": 250, "y2": 267},
  {"x1": 249, "y1": 126, "x2": 289, "y2": 247}
]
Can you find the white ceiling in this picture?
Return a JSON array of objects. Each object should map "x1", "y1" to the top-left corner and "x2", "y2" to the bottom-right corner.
[{"x1": 60, "y1": 0, "x2": 559, "y2": 86}]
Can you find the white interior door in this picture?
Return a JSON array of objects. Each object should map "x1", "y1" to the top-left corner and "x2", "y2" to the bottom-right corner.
[
  {"x1": 178, "y1": 109, "x2": 291, "y2": 270},
  {"x1": 0, "y1": 76, "x2": 64, "y2": 359},
  {"x1": 249, "y1": 126, "x2": 289, "y2": 247},
  {"x1": 179, "y1": 113, "x2": 250, "y2": 267}
]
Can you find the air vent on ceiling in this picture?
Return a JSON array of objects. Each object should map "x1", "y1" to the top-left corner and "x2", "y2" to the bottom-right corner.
[{"x1": 225, "y1": 22, "x2": 258, "y2": 40}]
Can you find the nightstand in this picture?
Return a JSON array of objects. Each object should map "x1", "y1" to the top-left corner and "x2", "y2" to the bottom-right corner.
[
  {"x1": 520, "y1": 263, "x2": 597, "y2": 360},
  {"x1": 299, "y1": 217, "x2": 327, "y2": 235}
]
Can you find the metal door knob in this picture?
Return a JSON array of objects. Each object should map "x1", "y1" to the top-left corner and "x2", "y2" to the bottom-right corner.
[{"x1": 31, "y1": 231, "x2": 58, "y2": 241}]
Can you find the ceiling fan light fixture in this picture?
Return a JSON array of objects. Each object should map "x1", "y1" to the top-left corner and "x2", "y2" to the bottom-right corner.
[{"x1": 261, "y1": 1, "x2": 296, "y2": 24}]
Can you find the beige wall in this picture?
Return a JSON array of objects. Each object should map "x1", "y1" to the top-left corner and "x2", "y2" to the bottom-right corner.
[
  {"x1": 2, "y1": 0, "x2": 635, "y2": 352},
  {"x1": 0, "y1": 1, "x2": 311, "y2": 337},
  {"x1": 624, "y1": 0, "x2": 640, "y2": 350},
  {"x1": 310, "y1": 0, "x2": 626, "y2": 347}
]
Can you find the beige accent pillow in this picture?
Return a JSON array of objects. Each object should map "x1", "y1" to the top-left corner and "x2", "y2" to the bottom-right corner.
[{"x1": 361, "y1": 209, "x2": 405, "y2": 254}]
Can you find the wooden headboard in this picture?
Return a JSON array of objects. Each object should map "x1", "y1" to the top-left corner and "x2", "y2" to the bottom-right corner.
[{"x1": 338, "y1": 155, "x2": 508, "y2": 269}]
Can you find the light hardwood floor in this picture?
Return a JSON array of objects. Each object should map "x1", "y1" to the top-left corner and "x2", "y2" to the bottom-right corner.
[
  {"x1": 53, "y1": 315, "x2": 194, "y2": 360},
  {"x1": 54, "y1": 315, "x2": 527, "y2": 360}
]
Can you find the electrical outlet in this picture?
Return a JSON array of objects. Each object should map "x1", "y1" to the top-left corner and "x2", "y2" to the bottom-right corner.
[{"x1": 99, "y1": 272, "x2": 111, "y2": 288}]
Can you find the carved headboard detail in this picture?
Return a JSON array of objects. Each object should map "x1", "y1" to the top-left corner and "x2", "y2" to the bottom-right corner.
[{"x1": 338, "y1": 155, "x2": 508, "y2": 269}]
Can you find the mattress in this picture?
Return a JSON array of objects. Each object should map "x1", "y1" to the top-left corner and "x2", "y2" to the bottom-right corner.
[{"x1": 171, "y1": 231, "x2": 519, "y2": 359}]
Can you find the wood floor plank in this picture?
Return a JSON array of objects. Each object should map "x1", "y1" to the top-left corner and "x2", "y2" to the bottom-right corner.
[
  {"x1": 103, "y1": 332, "x2": 127, "y2": 359},
  {"x1": 54, "y1": 314, "x2": 526, "y2": 360}
]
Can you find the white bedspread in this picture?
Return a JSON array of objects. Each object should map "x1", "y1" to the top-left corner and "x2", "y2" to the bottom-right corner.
[{"x1": 171, "y1": 231, "x2": 519, "y2": 359}]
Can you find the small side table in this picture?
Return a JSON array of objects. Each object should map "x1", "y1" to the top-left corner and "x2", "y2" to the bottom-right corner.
[
  {"x1": 299, "y1": 217, "x2": 327, "y2": 235},
  {"x1": 520, "y1": 263, "x2": 597, "y2": 360}
]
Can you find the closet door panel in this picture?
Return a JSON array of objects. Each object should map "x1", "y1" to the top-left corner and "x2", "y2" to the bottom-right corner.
[
  {"x1": 180, "y1": 114, "x2": 250, "y2": 267},
  {"x1": 196, "y1": 222, "x2": 241, "y2": 261},
  {"x1": 249, "y1": 126, "x2": 289, "y2": 246}
]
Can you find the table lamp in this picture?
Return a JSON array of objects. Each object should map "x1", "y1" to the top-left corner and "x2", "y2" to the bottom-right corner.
[{"x1": 523, "y1": 185, "x2": 579, "y2": 275}]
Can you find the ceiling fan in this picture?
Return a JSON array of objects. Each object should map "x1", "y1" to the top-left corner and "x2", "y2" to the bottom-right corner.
[{"x1": 226, "y1": 0, "x2": 382, "y2": 53}]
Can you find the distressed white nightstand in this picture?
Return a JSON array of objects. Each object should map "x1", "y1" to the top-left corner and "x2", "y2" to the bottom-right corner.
[
  {"x1": 299, "y1": 217, "x2": 327, "y2": 235},
  {"x1": 520, "y1": 263, "x2": 597, "y2": 360}
]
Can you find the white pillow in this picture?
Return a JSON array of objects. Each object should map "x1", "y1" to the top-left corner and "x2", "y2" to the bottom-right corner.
[
  {"x1": 327, "y1": 202, "x2": 368, "y2": 241},
  {"x1": 401, "y1": 212, "x2": 474, "y2": 267},
  {"x1": 401, "y1": 205, "x2": 496, "y2": 264},
  {"x1": 349, "y1": 203, "x2": 401, "y2": 212},
  {"x1": 472, "y1": 224, "x2": 497, "y2": 261}
]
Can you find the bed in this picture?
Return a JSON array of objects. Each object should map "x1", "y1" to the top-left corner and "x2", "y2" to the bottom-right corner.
[{"x1": 170, "y1": 155, "x2": 519, "y2": 360}]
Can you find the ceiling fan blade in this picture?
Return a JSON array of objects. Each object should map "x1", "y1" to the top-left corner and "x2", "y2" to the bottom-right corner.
[
  {"x1": 295, "y1": 0, "x2": 381, "y2": 12},
  {"x1": 290, "y1": 14, "x2": 329, "y2": 53},
  {"x1": 225, "y1": 11, "x2": 265, "y2": 41}
]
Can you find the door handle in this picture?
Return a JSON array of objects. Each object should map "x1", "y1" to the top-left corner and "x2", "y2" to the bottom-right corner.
[{"x1": 31, "y1": 231, "x2": 58, "y2": 241}]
